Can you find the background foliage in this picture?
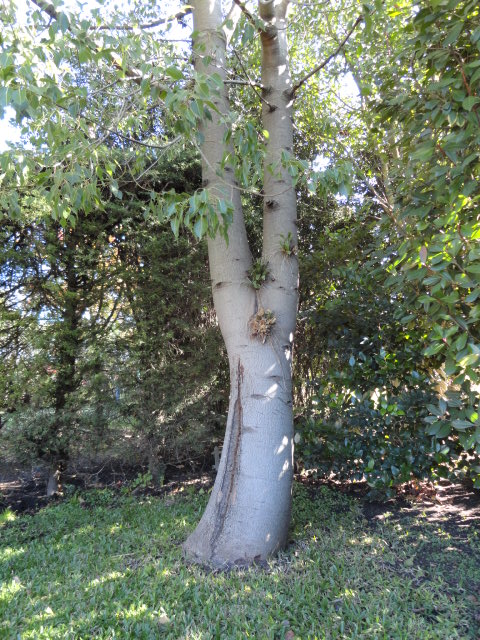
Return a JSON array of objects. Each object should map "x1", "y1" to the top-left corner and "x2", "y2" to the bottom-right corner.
[{"x1": 0, "y1": 0, "x2": 479, "y2": 493}]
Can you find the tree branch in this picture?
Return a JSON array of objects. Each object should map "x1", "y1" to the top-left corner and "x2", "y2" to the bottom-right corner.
[
  {"x1": 291, "y1": 15, "x2": 363, "y2": 95},
  {"x1": 225, "y1": 79, "x2": 264, "y2": 88},
  {"x1": 30, "y1": 0, "x2": 57, "y2": 19},
  {"x1": 233, "y1": 0, "x2": 259, "y2": 30},
  {"x1": 232, "y1": 49, "x2": 273, "y2": 109},
  {"x1": 258, "y1": 0, "x2": 275, "y2": 21},
  {"x1": 30, "y1": 0, "x2": 192, "y2": 32},
  {"x1": 96, "y1": 6, "x2": 192, "y2": 31},
  {"x1": 29, "y1": 0, "x2": 167, "y2": 87}
]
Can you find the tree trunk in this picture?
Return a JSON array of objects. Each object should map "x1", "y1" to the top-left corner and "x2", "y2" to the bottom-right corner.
[
  {"x1": 46, "y1": 466, "x2": 61, "y2": 497},
  {"x1": 48, "y1": 226, "x2": 80, "y2": 495},
  {"x1": 184, "y1": 0, "x2": 297, "y2": 567},
  {"x1": 148, "y1": 450, "x2": 166, "y2": 486}
]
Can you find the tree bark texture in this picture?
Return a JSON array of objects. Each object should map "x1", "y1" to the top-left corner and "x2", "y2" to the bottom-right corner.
[{"x1": 183, "y1": 0, "x2": 298, "y2": 567}]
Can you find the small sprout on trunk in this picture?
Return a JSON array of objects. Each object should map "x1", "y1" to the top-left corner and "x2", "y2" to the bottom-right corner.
[
  {"x1": 249, "y1": 308, "x2": 276, "y2": 343},
  {"x1": 279, "y1": 232, "x2": 297, "y2": 256},
  {"x1": 247, "y1": 258, "x2": 269, "y2": 289}
]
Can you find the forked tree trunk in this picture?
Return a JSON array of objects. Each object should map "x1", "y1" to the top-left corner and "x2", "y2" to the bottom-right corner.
[{"x1": 183, "y1": 0, "x2": 298, "y2": 567}]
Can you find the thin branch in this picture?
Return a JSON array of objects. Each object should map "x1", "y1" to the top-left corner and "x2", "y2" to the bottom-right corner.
[
  {"x1": 225, "y1": 79, "x2": 264, "y2": 88},
  {"x1": 30, "y1": 0, "x2": 192, "y2": 32},
  {"x1": 29, "y1": 0, "x2": 180, "y2": 89},
  {"x1": 291, "y1": 15, "x2": 363, "y2": 95},
  {"x1": 233, "y1": 0, "x2": 259, "y2": 30},
  {"x1": 96, "y1": 6, "x2": 192, "y2": 31},
  {"x1": 232, "y1": 49, "x2": 273, "y2": 110},
  {"x1": 46, "y1": 93, "x2": 181, "y2": 152},
  {"x1": 99, "y1": 130, "x2": 181, "y2": 151},
  {"x1": 30, "y1": 0, "x2": 57, "y2": 20}
]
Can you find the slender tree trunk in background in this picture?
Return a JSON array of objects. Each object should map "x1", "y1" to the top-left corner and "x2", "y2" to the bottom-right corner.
[
  {"x1": 48, "y1": 228, "x2": 80, "y2": 496},
  {"x1": 183, "y1": 0, "x2": 298, "y2": 567}
]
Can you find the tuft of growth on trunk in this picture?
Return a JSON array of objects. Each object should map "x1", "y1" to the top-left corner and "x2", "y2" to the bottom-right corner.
[
  {"x1": 247, "y1": 259, "x2": 270, "y2": 289},
  {"x1": 248, "y1": 308, "x2": 276, "y2": 343}
]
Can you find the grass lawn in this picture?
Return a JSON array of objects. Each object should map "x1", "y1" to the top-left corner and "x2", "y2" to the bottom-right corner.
[{"x1": 0, "y1": 480, "x2": 479, "y2": 639}]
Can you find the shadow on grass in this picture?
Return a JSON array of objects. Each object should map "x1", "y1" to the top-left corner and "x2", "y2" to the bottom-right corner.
[{"x1": 0, "y1": 483, "x2": 478, "y2": 639}]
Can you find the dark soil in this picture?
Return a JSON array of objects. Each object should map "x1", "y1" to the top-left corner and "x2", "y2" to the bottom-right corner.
[
  {"x1": 362, "y1": 479, "x2": 480, "y2": 628},
  {"x1": 362, "y1": 479, "x2": 480, "y2": 531},
  {"x1": 3, "y1": 463, "x2": 479, "y2": 534},
  {"x1": 2, "y1": 464, "x2": 479, "y2": 544},
  {"x1": 0, "y1": 461, "x2": 214, "y2": 514}
]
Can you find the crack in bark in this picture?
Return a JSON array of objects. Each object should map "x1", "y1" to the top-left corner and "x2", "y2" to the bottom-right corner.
[{"x1": 210, "y1": 359, "x2": 244, "y2": 558}]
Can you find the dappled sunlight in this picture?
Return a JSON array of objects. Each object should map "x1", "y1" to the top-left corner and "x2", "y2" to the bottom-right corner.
[
  {"x1": 278, "y1": 459, "x2": 290, "y2": 480},
  {"x1": 0, "y1": 508, "x2": 17, "y2": 525},
  {"x1": 74, "y1": 523, "x2": 95, "y2": 536},
  {"x1": 0, "y1": 575, "x2": 23, "y2": 603},
  {"x1": 263, "y1": 363, "x2": 277, "y2": 376},
  {"x1": 266, "y1": 382, "x2": 278, "y2": 397},
  {"x1": 0, "y1": 483, "x2": 478, "y2": 639},
  {"x1": 276, "y1": 435, "x2": 289, "y2": 455},
  {"x1": 117, "y1": 601, "x2": 167, "y2": 623},
  {"x1": 0, "y1": 545, "x2": 25, "y2": 563},
  {"x1": 109, "y1": 522, "x2": 123, "y2": 535},
  {"x1": 88, "y1": 570, "x2": 125, "y2": 589}
]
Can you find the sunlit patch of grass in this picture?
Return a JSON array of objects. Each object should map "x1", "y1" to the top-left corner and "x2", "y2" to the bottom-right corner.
[
  {"x1": 0, "y1": 483, "x2": 478, "y2": 639},
  {"x1": 0, "y1": 507, "x2": 16, "y2": 526}
]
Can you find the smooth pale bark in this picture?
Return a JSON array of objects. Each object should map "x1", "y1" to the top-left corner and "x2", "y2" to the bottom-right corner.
[{"x1": 183, "y1": 0, "x2": 298, "y2": 567}]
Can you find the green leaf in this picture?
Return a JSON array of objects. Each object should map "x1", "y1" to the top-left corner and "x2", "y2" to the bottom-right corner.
[
  {"x1": 458, "y1": 353, "x2": 479, "y2": 368},
  {"x1": 58, "y1": 12, "x2": 70, "y2": 33},
  {"x1": 455, "y1": 333, "x2": 468, "y2": 350},
  {"x1": 193, "y1": 216, "x2": 207, "y2": 239},
  {"x1": 462, "y1": 96, "x2": 480, "y2": 111},
  {"x1": 427, "y1": 421, "x2": 442, "y2": 436},
  {"x1": 453, "y1": 419, "x2": 474, "y2": 431},
  {"x1": 424, "y1": 342, "x2": 444, "y2": 356},
  {"x1": 165, "y1": 66, "x2": 184, "y2": 81},
  {"x1": 471, "y1": 67, "x2": 480, "y2": 85},
  {"x1": 436, "y1": 423, "x2": 451, "y2": 438},
  {"x1": 410, "y1": 143, "x2": 435, "y2": 162},
  {"x1": 443, "y1": 21, "x2": 463, "y2": 46},
  {"x1": 170, "y1": 217, "x2": 180, "y2": 238},
  {"x1": 427, "y1": 403, "x2": 443, "y2": 417}
]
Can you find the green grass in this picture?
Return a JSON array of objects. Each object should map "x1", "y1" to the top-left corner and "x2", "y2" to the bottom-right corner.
[{"x1": 0, "y1": 483, "x2": 478, "y2": 639}]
